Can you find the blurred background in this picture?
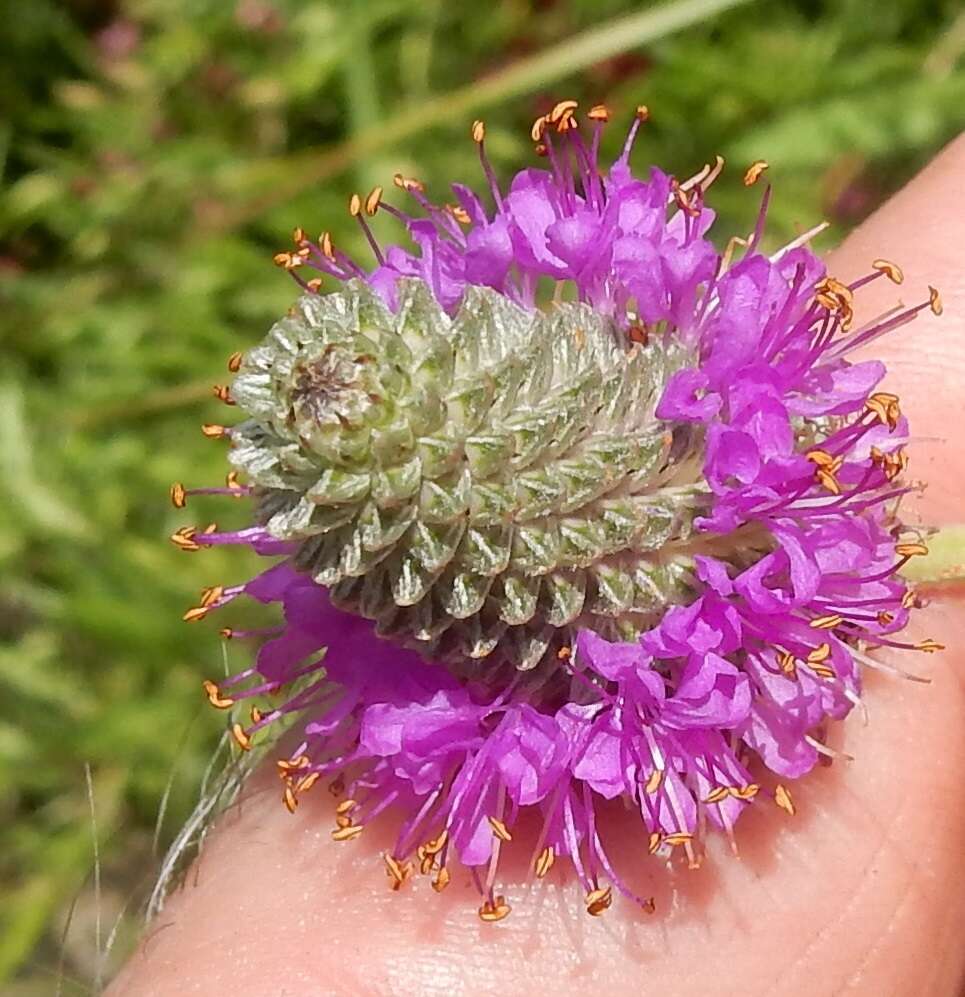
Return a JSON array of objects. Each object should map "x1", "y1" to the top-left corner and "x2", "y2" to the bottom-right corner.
[{"x1": 1, "y1": 0, "x2": 963, "y2": 991}]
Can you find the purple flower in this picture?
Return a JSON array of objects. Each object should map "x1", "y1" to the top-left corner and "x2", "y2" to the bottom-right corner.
[{"x1": 171, "y1": 100, "x2": 943, "y2": 922}]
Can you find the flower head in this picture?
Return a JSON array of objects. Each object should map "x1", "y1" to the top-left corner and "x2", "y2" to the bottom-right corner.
[{"x1": 172, "y1": 101, "x2": 942, "y2": 920}]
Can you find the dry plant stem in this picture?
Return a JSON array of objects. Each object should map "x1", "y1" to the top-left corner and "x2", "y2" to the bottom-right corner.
[{"x1": 107, "y1": 134, "x2": 965, "y2": 997}]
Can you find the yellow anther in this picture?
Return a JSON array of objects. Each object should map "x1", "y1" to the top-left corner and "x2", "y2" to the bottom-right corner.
[
  {"x1": 866, "y1": 392, "x2": 901, "y2": 429},
  {"x1": 283, "y1": 785, "x2": 298, "y2": 813},
  {"x1": 364, "y1": 186, "x2": 383, "y2": 216},
  {"x1": 170, "y1": 481, "x2": 187, "y2": 508},
  {"x1": 471, "y1": 119, "x2": 486, "y2": 144},
  {"x1": 806, "y1": 449, "x2": 836, "y2": 468},
  {"x1": 774, "y1": 783, "x2": 796, "y2": 816},
  {"x1": 902, "y1": 588, "x2": 918, "y2": 609},
  {"x1": 896, "y1": 541, "x2": 929, "y2": 558},
  {"x1": 587, "y1": 104, "x2": 610, "y2": 122},
  {"x1": 295, "y1": 771, "x2": 319, "y2": 793},
  {"x1": 743, "y1": 160, "x2": 768, "y2": 186},
  {"x1": 635, "y1": 104, "x2": 650, "y2": 121},
  {"x1": 201, "y1": 679, "x2": 234, "y2": 709},
  {"x1": 383, "y1": 853, "x2": 413, "y2": 891},
  {"x1": 320, "y1": 231, "x2": 335, "y2": 261},
  {"x1": 335, "y1": 814, "x2": 352, "y2": 830},
  {"x1": 816, "y1": 469, "x2": 842, "y2": 496},
  {"x1": 417, "y1": 847, "x2": 434, "y2": 875},
  {"x1": 169, "y1": 527, "x2": 199, "y2": 551},
  {"x1": 331, "y1": 824, "x2": 364, "y2": 842},
  {"x1": 557, "y1": 645, "x2": 572, "y2": 660},
  {"x1": 447, "y1": 204, "x2": 471, "y2": 225},
  {"x1": 432, "y1": 867, "x2": 451, "y2": 892},
  {"x1": 810, "y1": 614, "x2": 843, "y2": 630},
  {"x1": 549, "y1": 99, "x2": 579, "y2": 123},
  {"x1": 250, "y1": 706, "x2": 263, "y2": 724},
  {"x1": 647, "y1": 832, "x2": 662, "y2": 854},
  {"x1": 929, "y1": 286, "x2": 943, "y2": 316},
  {"x1": 488, "y1": 816, "x2": 512, "y2": 842},
  {"x1": 811, "y1": 663, "x2": 836, "y2": 680},
  {"x1": 478, "y1": 896, "x2": 512, "y2": 923},
  {"x1": 203, "y1": 522, "x2": 218, "y2": 534},
  {"x1": 645, "y1": 768, "x2": 664, "y2": 794},
  {"x1": 182, "y1": 605, "x2": 208, "y2": 623},
  {"x1": 877, "y1": 611, "x2": 895, "y2": 626},
  {"x1": 535, "y1": 845, "x2": 555, "y2": 879},
  {"x1": 201, "y1": 423, "x2": 226, "y2": 439},
  {"x1": 219, "y1": 627, "x2": 234, "y2": 639},
  {"x1": 423, "y1": 829, "x2": 448, "y2": 855},
  {"x1": 200, "y1": 585, "x2": 224, "y2": 608},
  {"x1": 777, "y1": 650, "x2": 798, "y2": 676},
  {"x1": 663, "y1": 832, "x2": 693, "y2": 847},
  {"x1": 306, "y1": 278, "x2": 322, "y2": 293},
  {"x1": 585, "y1": 886, "x2": 612, "y2": 917},
  {"x1": 231, "y1": 723, "x2": 252, "y2": 751},
  {"x1": 817, "y1": 276, "x2": 854, "y2": 304},
  {"x1": 916, "y1": 639, "x2": 945, "y2": 653},
  {"x1": 212, "y1": 384, "x2": 234, "y2": 405},
  {"x1": 348, "y1": 193, "x2": 362, "y2": 217},
  {"x1": 227, "y1": 351, "x2": 243, "y2": 372},
  {"x1": 807, "y1": 642, "x2": 832, "y2": 664},
  {"x1": 872, "y1": 258, "x2": 903, "y2": 284},
  {"x1": 730, "y1": 783, "x2": 760, "y2": 801},
  {"x1": 272, "y1": 251, "x2": 292, "y2": 268},
  {"x1": 704, "y1": 786, "x2": 731, "y2": 804},
  {"x1": 335, "y1": 798, "x2": 357, "y2": 816},
  {"x1": 392, "y1": 173, "x2": 424, "y2": 192},
  {"x1": 530, "y1": 115, "x2": 547, "y2": 142}
]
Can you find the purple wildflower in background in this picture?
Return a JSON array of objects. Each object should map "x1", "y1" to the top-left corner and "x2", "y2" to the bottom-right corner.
[{"x1": 170, "y1": 100, "x2": 943, "y2": 921}]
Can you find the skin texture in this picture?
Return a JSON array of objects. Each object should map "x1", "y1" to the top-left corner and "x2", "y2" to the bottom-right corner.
[{"x1": 108, "y1": 134, "x2": 965, "y2": 997}]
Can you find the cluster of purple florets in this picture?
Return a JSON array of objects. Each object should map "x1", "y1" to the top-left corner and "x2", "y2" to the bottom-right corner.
[{"x1": 177, "y1": 101, "x2": 940, "y2": 919}]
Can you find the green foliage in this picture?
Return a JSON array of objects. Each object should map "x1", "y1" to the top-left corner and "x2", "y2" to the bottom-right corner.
[{"x1": 1, "y1": 0, "x2": 962, "y2": 989}]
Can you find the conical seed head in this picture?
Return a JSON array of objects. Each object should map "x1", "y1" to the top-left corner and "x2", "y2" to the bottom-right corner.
[{"x1": 230, "y1": 279, "x2": 709, "y2": 673}]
